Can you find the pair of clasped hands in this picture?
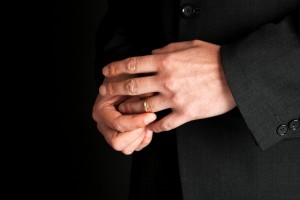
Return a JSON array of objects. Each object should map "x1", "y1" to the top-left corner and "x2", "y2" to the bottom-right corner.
[{"x1": 92, "y1": 40, "x2": 236, "y2": 155}]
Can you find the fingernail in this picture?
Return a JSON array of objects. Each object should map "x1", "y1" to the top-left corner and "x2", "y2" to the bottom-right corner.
[
  {"x1": 144, "y1": 114, "x2": 156, "y2": 124},
  {"x1": 99, "y1": 85, "x2": 106, "y2": 95},
  {"x1": 102, "y1": 67, "x2": 109, "y2": 76}
]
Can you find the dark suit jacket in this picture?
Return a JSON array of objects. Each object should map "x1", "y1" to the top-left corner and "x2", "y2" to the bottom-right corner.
[{"x1": 95, "y1": 0, "x2": 300, "y2": 199}]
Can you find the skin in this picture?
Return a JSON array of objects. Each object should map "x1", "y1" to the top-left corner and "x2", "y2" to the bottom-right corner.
[
  {"x1": 93, "y1": 40, "x2": 236, "y2": 155},
  {"x1": 92, "y1": 75, "x2": 157, "y2": 155}
]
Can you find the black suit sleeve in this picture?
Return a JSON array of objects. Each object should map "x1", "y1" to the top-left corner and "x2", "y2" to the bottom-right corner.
[{"x1": 221, "y1": 12, "x2": 300, "y2": 151}]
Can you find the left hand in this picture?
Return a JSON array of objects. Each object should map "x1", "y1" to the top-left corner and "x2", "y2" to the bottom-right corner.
[
  {"x1": 99, "y1": 40, "x2": 236, "y2": 133},
  {"x1": 92, "y1": 75, "x2": 157, "y2": 155}
]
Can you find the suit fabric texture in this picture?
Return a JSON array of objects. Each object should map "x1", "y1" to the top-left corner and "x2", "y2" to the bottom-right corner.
[{"x1": 95, "y1": 0, "x2": 300, "y2": 199}]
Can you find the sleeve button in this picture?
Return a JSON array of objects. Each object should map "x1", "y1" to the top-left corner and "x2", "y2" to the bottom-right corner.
[
  {"x1": 276, "y1": 124, "x2": 288, "y2": 136},
  {"x1": 288, "y1": 119, "x2": 299, "y2": 131}
]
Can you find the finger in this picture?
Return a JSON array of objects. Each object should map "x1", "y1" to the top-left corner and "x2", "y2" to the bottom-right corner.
[
  {"x1": 100, "y1": 76, "x2": 159, "y2": 96},
  {"x1": 110, "y1": 128, "x2": 145, "y2": 151},
  {"x1": 118, "y1": 95, "x2": 169, "y2": 114},
  {"x1": 138, "y1": 92, "x2": 156, "y2": 98},
  {"x1": 122, "y1": 93, "x2": 156, "y2": 103},
  {"x1": 135, "y1": 129, "x2": 153, "y2": 151},
  {"x1": 147, "y1": 112, "x2": 188, "y2": 133},
  {"x1": 97, "y1": 123, "x2": 119, "y2": 146},
  {"x1": 123, "y1": 96, "x2": 142, "y2": 103},
  {"x1": 152, "y1": 40, "x2": 203, "y2": 54},
  {"x1": 92, "y1": 95, "x2": 126, "y2": 123},
  {"x1": 102, "y1": 55, "x2": 160, "y2": 77},
  {"x1": 98, "y1": 120, "x2": 151, "y2": 152},
  {"x1": 122, "y1": 129, "x2": 147, "y2": 155},
  {"x1": 104, "y1": 112, "x2": 157, "y2": 133}
]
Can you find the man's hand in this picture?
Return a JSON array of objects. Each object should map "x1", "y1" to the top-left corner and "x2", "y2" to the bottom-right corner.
[
  {"x1": 99, "y1": 40, "x2": 236, "y2": 133},
  {"x1": 92, "y1": 76, "x2": 157, "y2": 155}
]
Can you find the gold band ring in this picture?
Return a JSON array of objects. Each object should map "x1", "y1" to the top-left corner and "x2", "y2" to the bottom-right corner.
[{"x1": 143, "y1": 98, "x2": 152, "y2": 113}]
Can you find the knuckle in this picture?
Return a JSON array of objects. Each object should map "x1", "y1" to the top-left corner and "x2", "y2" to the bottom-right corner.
[
  {"x1": 160, "y1": 54, "x2": 177, "y2": 73},
  {"x1": 92, "y1": 110, "x2": 98, "y2": 122},
  {"x1": 125, "y1": 57, "x2": 138, "y2": 73},
  {"x1": 123, "y1": 103, "x2": 132, "y2": 113},
  {"x1": 183, "y1": 107, "x2": 196, "y2": 119},
  {"x1": 162, "y1": 77, "x2": 176, "y2": 91},
  {"x1": 112, "y1": 120, "x2": 124, "y2": 132},
  {"x1": 92, "y1": 104, "x2": 104, "y2": 122},
  {"x1": 107, "y1": 62, "x2": 115, "y2": 75},
  {"x1": 92, "y1": 105, "x2": 98, "y2": 121},
  {"x1": 111, "y1": 136, "x2": 124, "y2": 151},
  {"x1": 191, "y1": 39, "x2": 201, "y2": 46},
  {"x1": 124, "y1": 79, "x2": 138, "y2": 95},
  {"x1": 106, "y1": 83, "x2": 115, "y2": 95},
  {"x1": 165, "y1": 43, "x2": 175, "y2": 50},
  {"x1": 161, "y1": 54, "x2": 172, "y2": 68},
  {"x1": 160, "y1": 122, "x2": 173, "y2": 132},
  {"x1": 171, "y1": 94, "x2": 184, "y2": 106}
]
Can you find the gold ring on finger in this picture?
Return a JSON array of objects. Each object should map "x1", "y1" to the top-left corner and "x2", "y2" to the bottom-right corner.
[{"x1": 143, "y1": 98, "x2": 152, "y2": 113}]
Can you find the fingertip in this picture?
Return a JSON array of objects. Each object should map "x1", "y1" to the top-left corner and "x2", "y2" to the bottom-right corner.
[
  {"x1": 149, "y1": 112, "x2": 157, "y2": 121},
  {"x1": 144, "y1": 113, "x2": 157, "y2": 124},
  {"x1": 118, "y1": 103, "x2": 125, "y2": 113},
  {"x1": 99, "y1": 85, "x2": 106, "y2": 95},
  {"x1": 151, "y1": 49, "x2": 159, "y2": 54},
  {"x1": 102, "y1": 66, "x2": 109, "y2": 76}
]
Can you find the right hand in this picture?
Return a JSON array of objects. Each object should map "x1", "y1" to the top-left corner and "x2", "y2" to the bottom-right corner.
[{"x1": 92, "y1": 76, "x2": 157, "y2": 155}]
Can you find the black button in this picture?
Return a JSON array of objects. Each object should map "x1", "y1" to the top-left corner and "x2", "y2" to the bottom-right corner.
[
  {"x1": 288, "y1": 119, "x2": 299, "y2": 131},
  {"x1": 181, "y1": 4, "x2": 196, "y2": 18},
  {"x1": 276, "y1": 124, "x2": 288, "y2": 136}
]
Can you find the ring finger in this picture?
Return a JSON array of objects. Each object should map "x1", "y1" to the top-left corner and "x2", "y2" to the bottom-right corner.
[{"x1": 118, "y1": 95, "x2": 170, "y2": 114}]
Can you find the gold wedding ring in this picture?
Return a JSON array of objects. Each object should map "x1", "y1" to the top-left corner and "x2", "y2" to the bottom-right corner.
[{"x1": 143, "y1": 98, "x2": 152, "y2": 113}]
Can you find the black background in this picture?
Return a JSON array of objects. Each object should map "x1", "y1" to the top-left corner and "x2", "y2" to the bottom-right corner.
[{"x1": 55, "y1": 1, "x2": 132, "y2": 199}]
